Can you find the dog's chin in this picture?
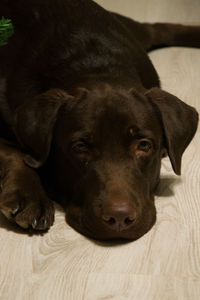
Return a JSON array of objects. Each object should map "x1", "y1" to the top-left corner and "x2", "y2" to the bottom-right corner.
[{"x1": 65, "y1": 205, "x2": 157, "y2": 242}]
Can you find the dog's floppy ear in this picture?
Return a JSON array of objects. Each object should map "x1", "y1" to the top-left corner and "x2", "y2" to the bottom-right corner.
[
  {"x1": 14, "y1": 89, "x2": 74, "y2": 168},
  {"x1": 145, "y1": 87, "x2": 198, "y2": 175}
]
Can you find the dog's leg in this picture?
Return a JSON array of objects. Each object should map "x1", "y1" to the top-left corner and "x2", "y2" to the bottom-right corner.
[
  {"x1": 112, "y1": 13, "x2": 200, "y2": 51},
  {"x1": 0, "y1": 138, "x2": 55, "y2": 230}
]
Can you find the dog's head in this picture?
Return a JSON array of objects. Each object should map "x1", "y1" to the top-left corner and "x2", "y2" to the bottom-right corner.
[{"x1": 14, "y1": 85, "x2": 198, "y2": 240}]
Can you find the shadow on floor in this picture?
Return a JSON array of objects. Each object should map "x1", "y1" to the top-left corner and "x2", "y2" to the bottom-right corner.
[{"x1": 155, "y1": 175, "x2": 182, "y2": 197}]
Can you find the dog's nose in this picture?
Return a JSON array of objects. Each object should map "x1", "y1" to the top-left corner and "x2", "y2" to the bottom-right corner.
[{"x1": 102, "y1": 203, "x2": 137, "y2": 232}]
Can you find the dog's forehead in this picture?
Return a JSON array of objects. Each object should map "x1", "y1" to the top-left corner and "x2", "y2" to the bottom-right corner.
[{"x1": 75, "y1": 88, "x2": 161, "y2": 135}]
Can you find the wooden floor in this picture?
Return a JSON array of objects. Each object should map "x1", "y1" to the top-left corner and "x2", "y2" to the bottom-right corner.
[{"x1": 0, "y1": 1, "x2": 200, "y2": 299}]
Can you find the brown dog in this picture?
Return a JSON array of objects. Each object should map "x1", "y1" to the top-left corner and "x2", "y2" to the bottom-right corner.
[{"x1": 0, "y1": 0, "x2": 199, "y2": 240}]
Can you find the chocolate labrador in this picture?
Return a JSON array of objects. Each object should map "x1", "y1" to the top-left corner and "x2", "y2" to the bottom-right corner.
[{"x1": 0, "y1": 0, "x2": 199, "y2": 240}]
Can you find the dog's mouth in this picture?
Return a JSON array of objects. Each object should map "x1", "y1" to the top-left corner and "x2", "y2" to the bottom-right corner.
[{"x1": 65, "y1": 202, "x2": 156, "y2": 241}]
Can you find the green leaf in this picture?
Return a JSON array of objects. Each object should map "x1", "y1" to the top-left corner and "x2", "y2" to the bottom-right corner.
[{"x1": 0, "y1": 17, "x2": 14, "y2": 46}]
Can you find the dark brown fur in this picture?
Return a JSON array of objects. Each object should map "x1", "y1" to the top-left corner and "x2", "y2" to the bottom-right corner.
[{"x1": 0, "y1": 0, "x2": 199, "y2": 240}]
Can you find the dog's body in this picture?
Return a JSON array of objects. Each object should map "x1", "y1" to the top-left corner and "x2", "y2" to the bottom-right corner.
[{"x1": 0, "y1": 0, "x2": 199, "y2": 240}]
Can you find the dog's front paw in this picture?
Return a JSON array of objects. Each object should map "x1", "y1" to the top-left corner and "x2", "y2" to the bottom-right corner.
[{"x1": 0, "y1": 186, "x2": 55, "y2": 231}]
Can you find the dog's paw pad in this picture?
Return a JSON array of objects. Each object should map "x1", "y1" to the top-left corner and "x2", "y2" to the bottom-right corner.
[{"x1": 15, "y1": 219, "x2": 29, "y2": 229}]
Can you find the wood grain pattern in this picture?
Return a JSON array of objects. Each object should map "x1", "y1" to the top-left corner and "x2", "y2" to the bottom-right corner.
[{"x1": 0, "y1": 1, "x2": 200, "y2": 299}]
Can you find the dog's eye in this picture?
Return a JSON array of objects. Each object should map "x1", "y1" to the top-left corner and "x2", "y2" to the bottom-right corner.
[
  {"x1": 72, "y1": 142, "x2": 89, "y2": 154},
  {"x1": 137, "y1": 139, "x2": 152, "y2": 153}
]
